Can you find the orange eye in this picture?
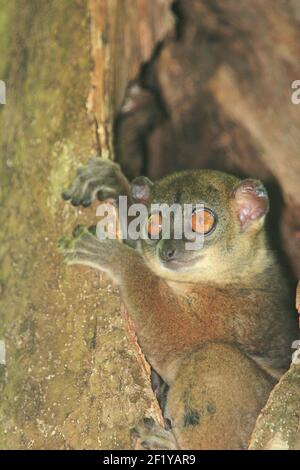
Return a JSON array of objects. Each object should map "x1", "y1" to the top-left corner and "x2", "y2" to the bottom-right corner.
[
  {"x1": 191, "y1": 209, "x2": 215, "y2": 234},
  {"x1": 147, "y1": 213, "x2": 162, "y2": 237}
]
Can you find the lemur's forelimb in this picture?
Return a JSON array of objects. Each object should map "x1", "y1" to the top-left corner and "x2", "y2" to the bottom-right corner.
[{"x1": 62, "y1": 158, "x2": 131, "y2": 207}]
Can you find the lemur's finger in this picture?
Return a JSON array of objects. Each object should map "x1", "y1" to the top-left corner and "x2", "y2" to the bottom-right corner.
[
  {"x1": 75, "y1": 165, "x2": 87, "y2": 176},
  {"x1": 88, "y1": 225, "x2": 97, "y2": 236},
  {"x1": 62, "y1": 158, "x2": 129, "y2": 207},
  {"x1": 61, "y1": 175, "x2": 86, "y2": 204},
  {"x1": 59, "y1": 226, "x2": 100, "y2": 253},
  {"x1": 64, "y1": 251, "x2": 103, "y2": 269},
  {"x1": 79, "y1": 178, "x2": 115, "y2": 205},
  {"x1": 58, "y1": 235, "x2": 74, "y2": 251},
  {"x1": 72, "y1": 224, "x2": 87, "y2": 238}
]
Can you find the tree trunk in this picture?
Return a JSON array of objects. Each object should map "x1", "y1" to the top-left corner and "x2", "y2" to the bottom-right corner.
[
  {"x1": 0, "y1": 0, "x2": 171, "y2": 449},
  {"x1": 249, "y1": 364, "x2": 300, "y2": 450}
]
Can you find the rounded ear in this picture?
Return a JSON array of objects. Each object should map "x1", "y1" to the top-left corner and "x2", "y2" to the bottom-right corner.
[
  {"x1": 232, "y1": 179, "x2": 269, "y2": 232},
  {"x1": 131, "y1": 176, "x2": 153, "y2": 205}
]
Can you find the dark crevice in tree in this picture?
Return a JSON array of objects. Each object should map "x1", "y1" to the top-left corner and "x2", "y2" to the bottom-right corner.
[
  {"x1": 170, "y1": 0, "x2": 186, "y2": 40},
  {"x1": 114, "y1": 0, "x2": 300, "y2": 283},
  {"x1": 113, "y1": 8, "x2": 174, "y2": 180}
]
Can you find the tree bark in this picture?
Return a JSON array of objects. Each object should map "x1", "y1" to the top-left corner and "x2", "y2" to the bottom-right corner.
[
  {"x1": 249, "y1": 364, "x2": 300, "y2": 450},
  {"x1": 0, "y1": 0, "x2": 171, "y2": 449}
]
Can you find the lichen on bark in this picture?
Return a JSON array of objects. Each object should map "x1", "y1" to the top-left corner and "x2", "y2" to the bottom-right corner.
[{"x1": 0, "y1": 0, "x2": 166, "y2": 449}]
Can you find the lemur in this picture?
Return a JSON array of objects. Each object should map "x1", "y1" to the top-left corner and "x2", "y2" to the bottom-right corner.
[{"x1": 60, "y1": 158, "x2": 298, "y2": 449}]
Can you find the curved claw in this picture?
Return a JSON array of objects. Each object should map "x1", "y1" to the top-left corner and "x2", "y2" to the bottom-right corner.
[{"x1": 61, "y1": 157, "x2": 130, "y2": 208}]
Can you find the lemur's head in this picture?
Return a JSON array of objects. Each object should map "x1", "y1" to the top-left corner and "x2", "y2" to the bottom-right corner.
[{"x1": 130, "y1": 170, "x2": 269, "y2": 284}]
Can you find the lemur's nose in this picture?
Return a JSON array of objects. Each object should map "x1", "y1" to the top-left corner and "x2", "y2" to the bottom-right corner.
[{"x1": 159, "y1": 245, "x2": 177, "y2": 262}]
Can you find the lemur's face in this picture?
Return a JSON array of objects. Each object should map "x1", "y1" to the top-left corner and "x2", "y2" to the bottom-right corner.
[{"x1": 131, "y1": 170, "x2": 269, "y2": 283}]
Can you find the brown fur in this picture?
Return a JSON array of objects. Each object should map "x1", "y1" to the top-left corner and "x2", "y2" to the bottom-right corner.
[{"x1": 61, "y1": 162, "x2": 298, "y2": 449}]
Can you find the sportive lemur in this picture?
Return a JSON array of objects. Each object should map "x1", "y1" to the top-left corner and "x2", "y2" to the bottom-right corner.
[{"x1": 60, "y1": 158, "x2": 298, "y2": 449}]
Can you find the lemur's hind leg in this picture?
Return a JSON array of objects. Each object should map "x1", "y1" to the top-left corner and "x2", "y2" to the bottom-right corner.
[
  {"x1": 62, "y1": 158, "x2": 131, "y2": 207},
  {"x1": 131, "y1": 344, "x2": 273, "y2": 450},
  {"x1": 166, "y1": 343, "x2": 275, "y2": 450}
]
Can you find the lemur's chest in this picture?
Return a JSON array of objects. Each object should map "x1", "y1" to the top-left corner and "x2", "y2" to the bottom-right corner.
[
  {"x1": 139, "y1": 284, "x2": 271, "y2": 383},
  {"x1": 174, "y1": 283, "x2": 275, "y2": 346}
]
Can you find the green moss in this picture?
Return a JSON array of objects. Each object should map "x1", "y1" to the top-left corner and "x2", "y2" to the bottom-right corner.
[
  {"x1": 0, "y1": 0, "x2": 158, "y2": 450},
  {"x1": 0, "y1": 365, "x2": 6, "y2": 387},
  {"x1": 0, "y1": 0, "x2": 93, "y2": 448},
  {"x1": 0, "y1": 1, "x2": 11, "y2": 78},
  {"x1": 47, "y1": 142, "x2": 78, "y2": 215}
]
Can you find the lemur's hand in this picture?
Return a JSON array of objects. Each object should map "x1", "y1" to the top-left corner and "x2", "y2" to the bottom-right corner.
[
  {"x1": 58, "y1": 224, "x2": 142, "y2": 283},
  {"x1": 59, "y1": 225, "x2": 117, "y2": 272},
  {"x1": 62, "y1": 157, "x2": 131, "y2": 207}
]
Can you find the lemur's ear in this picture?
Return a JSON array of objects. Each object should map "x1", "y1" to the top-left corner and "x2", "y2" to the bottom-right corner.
[
  {"x1": 131, "y1": 176, "x2": 153, "y2": 204},
  {"x1": 232, "y1": 179, "x2": 269, "y2": 232}
]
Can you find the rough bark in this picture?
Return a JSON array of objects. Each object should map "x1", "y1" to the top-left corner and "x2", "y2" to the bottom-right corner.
[
  {"x1": 249, "y1": 364, "x2": 300, "y2": 450},
  {"x1": 89, "y1": 0, "x2": 173, "y2": 158},
  {"x1": 249, "y1": 286, "x2": 300, "y2": 450},
  {"x1": 0, "y1": 0, "x2": 171, "y2": 449}
]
